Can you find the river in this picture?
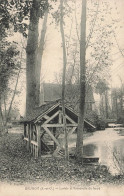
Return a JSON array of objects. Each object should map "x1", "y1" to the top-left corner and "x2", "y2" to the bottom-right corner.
[{"x1": 68, "y1": 127, "x2": 124, "y2": 176}]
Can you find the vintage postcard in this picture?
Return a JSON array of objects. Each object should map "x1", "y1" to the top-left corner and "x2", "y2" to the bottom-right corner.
[{"x1": 0, "y1": 0, "x2": 124, "y2": 195}]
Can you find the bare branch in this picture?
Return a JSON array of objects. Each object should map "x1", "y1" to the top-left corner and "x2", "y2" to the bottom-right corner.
[{"x1": 86, "y1": 0, "x2": 99, "y2": 49}]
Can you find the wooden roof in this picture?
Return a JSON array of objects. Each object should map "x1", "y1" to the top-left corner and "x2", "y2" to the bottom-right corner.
[
  {"x1": 22, "y1": 100, "x2": 96, "y2": 129},
  {"x1": 22, "y1": 100, "x2": 60, "y2": 122}
]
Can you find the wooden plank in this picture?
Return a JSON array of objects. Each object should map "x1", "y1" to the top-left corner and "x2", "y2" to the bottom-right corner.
[
  {"x1": 41, "y1": 131, "x2": 46, "y2": 138},
  {"x1": 32, "y1": 144, "x2": 33, "y2": 156},
  {"x1": 44, "y1": 111, "x2": 59, "y2": 124},
  {"x1": 43, "y1": 127, "x2": 61, "y2": 147},
  {"x1": 31, "y1": 144, "x2": 32, "y2": 154},
  {"x1": 37, "y1": 146, "x2": 38, "y2": 157},
  {"x1": 59, "y1": 111, "x2": 62, "y2": 124},
  {"x1": 36, "y1": 125, "x2": 41, "y2": 156},
  {"x1": 42, "y1": 123, "x2": 78, "y2": 128},
  {"x1": 64, "y1": 104, "x2": 78, "y2": 117},
  {"x1": 24, "y1": 124, "x2": 27, "y2": 137},
  {"x1": 64, "y1": 124, "x2": 78, "y2": 127},
  {"x1": 41, "y1": 138, "x2": 51, "y2": 151},
  {"x1": 31, "y1": 140, "x2": 38, "y2": 146},
  {"x1": 68, "y1": 127, "x2": 77, "y2": 136},
  {"x1": 35, "y1": 146, "x2": 37, "y2": 159},
  {"x1": 27, "y1": 124, "x2": 31, "y2": 151},
  {"x1": 53, "y1": 146, "x2": 61, "y2": 156},
  {"x1": 24, "y1": 137, "x2": 28, "y2": 141},
  {"x1": 34, "y1": 102, "x2": 60, "y2": 123},
  {"x1": 42, "y1": 124, "x2": 63, "y2": 128},
  {"x1": 53, "y1": 127, "x2": 57, "y2": 150},
  {"x1": 44, "y1": 114, "x2": 49, "y2": 120},
  {"x1": 55, "y1": 132, "x2": 61, "y2": 139},
  {"x1": 65, "y1": 115, "x2": 76, "y2": 124},
  {"x1": 33, "y1": 145, "x2": 35, "y2": 157},
  {"x1": 84, "y1": 119, "x2": 96, "y2": 128}
]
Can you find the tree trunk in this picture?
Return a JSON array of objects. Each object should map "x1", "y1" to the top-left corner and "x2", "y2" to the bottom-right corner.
[
  {"x1": 115, "y1": 91, "x2": 118, "y2": 120},
  {"x1": 105, "y1": 90, "x2": 109, "y2": 119},
  {"x1": 26, "y1": 0, "x2": 41, "y2": 116},
  {"x1": 76, "y1": 0, "x2": 86, "y2": 162},
  {"x1": 35, "y1": 10, "x2": 48, "y2": 105},
  {"x1": 60, "y1": 0, "x2": 68, "y2": 161},
  {"x1": 0, "y1": 100, "x2": 4, "y2": 135}
]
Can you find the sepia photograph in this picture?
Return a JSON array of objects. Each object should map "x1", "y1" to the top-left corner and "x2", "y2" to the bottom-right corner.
[{"x1": 0, "y1": 0, "x2": 124, "y2": 195}]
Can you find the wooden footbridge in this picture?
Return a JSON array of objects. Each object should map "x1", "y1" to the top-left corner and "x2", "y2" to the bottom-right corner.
[{"x1": 22, "y1": 100, "x2": 96, "y2": 158}]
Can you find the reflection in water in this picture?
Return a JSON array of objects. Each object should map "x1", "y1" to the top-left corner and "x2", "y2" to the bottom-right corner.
[
  {"x1": 64, "y1": 128, "x2": 124, "y2": 175},
  {"x1": 83, "y1": 128, "x2": 124, "y2": 175},
  {"x1": 83, "y1": 144, "x2": 98, "y2": 157},
  {"x1": 112, "y1": 139, "x2": 124, "y2": 174}
]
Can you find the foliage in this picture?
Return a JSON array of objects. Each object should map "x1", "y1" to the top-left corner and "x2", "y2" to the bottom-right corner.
[
  {"x1": 95, "y1": 79, "x2": 109, "y2": 95},
  {"x1": 52, "y1": 0, "x2": 114, "y2": 90},
  {"x1": 0, "y1": 0, "x2": 49, "y2": 129},
  {"x1": 0, "y1": 41, "x2": 19, "y2": 94},
  {"x1": 0, "y1": 0, "x2": 48, "y2": 37},
  {"x1": 111, "y1": 85, "x2": 124, "y2": 121}
]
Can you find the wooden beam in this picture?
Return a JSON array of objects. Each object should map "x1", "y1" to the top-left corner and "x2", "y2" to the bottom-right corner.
[
  {"x1": 53, "y1": 127, "x2": 57, "y2": 150},
  {"x1": 44, "y1": 114, "x2": 49, "y2": 120},
  {"x1": 59, "y1": 111, "x2": 62, "y2": 124},
  {"x1": 34, "y1": 102, "x2": 60, "y2": 123},
  {"x1": 55, "y1": 132, "x2": 60, "y2": 139},
  {"x1": 44, "y1": 111, "x2": 59, "y2": 124},
  {"x1": 36, "y1": 125, "x2": 41, "y2": 156},
  {"x1": 24, "y1": 124, "x2": 27, "y2": 137},
  {"x1": 43, "y1": 127, "x2": 61, "y2": 147},
  {"x1": 65, "y1": 115, "x2": 76, "y2": 124},
  {"x1": 31, "y1": 140, "x2": 38, "y2": 146},
  {"x1": 40, "y1": 130, "x2": 46, "y2": 138},
  {"x1": 24, "y1": 137, "x2": 28, "y2": 141},
  {"x1": 42, "y1": 123, "x2": 78, "y2": 128},
  {"x1": 84, "y1": 119, "x2": 96, "y2": 128},
  {"x1": 27, "y1": 124, "x2": 31, "y2": 151},
  {"x1": 53, "y1": 146, "x2": 61, "y2": 156},
  {"x1": 68, "y1": 127, "x2": 77, "y2": 136}
]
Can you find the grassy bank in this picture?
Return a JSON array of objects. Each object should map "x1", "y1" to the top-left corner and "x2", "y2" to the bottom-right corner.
[{"x1": 0, "y1": 130, "x2": 124, "y2": 186}]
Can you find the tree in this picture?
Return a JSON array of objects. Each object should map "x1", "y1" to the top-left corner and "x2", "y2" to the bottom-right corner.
[
  {"x1": 96, "y1": 80, "x2": 110, "y2": 118},
  {"x1": 76, "y1": 0, "x2": 86, "y2": 162},
  {"x1": 0, "y1": 0, "x2": 49, "y2": 134},
  {"x1": 26, "y1": 0, "x2": 41, "y2": 116},
  {"x1": 60, "y1": 0, "x2": 69, "y2": 161},
  {"x1": 26, "y1": 0, "x2": 48, "y2": 116},
  {"x1": 35, "y1": 10, "x2": 48, "y2": 105},
  {"x1": 0, "y1": 41, "x2": 20, "y2": 134},
  {"x1": 111, "y1": 82, "x2": 124, "y2": 123},
  {"x1": 0, "y1": 0, "x2": 48, "y2": 116}
]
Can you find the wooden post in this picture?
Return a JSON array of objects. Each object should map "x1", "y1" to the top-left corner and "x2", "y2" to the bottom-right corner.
[
  {"x1": 31, "y1": 143, "x2": 32, "y2": 154},
  {"x1": 27, "y1": 123, "x2": 31, "y2": 151},
  {"x1": 31, "y1": 124, "x2": 33, "y2": 141},
  {"x1": 36, "y1": 146, "x2": 38, "y2": 158},
  {"x1": 36, "y1": 125, "x2": 41, "y2": 157},
  {"x1": 59, "y1": 110, "x2": 62, "y2": 124},
  {"x1": 35, "y1": 145, "x2": 36, "y2": 159},
  {"x1": 33, "y1": 144, "x2": 34, "y2": 156},
  {"x1": 53, "y1": 127, "x2": 57, "y2": 150},
  {"x1": 24, "y1": 123, "x2": 27, "y2": 137}
]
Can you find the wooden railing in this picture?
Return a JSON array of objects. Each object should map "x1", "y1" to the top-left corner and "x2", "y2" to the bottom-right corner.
[{"x1": 31, "y1": 140, "x2": 38, "y2": 158}]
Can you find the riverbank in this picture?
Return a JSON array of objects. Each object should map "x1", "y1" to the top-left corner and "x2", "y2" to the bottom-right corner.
[{"x1": 0, "y1": 130, "x2": 124, "y2": 186}]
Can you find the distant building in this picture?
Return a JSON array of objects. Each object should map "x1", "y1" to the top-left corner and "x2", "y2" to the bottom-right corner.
[{"x1": 40, "y1": 83, "x2": 95, "y2": 114}]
